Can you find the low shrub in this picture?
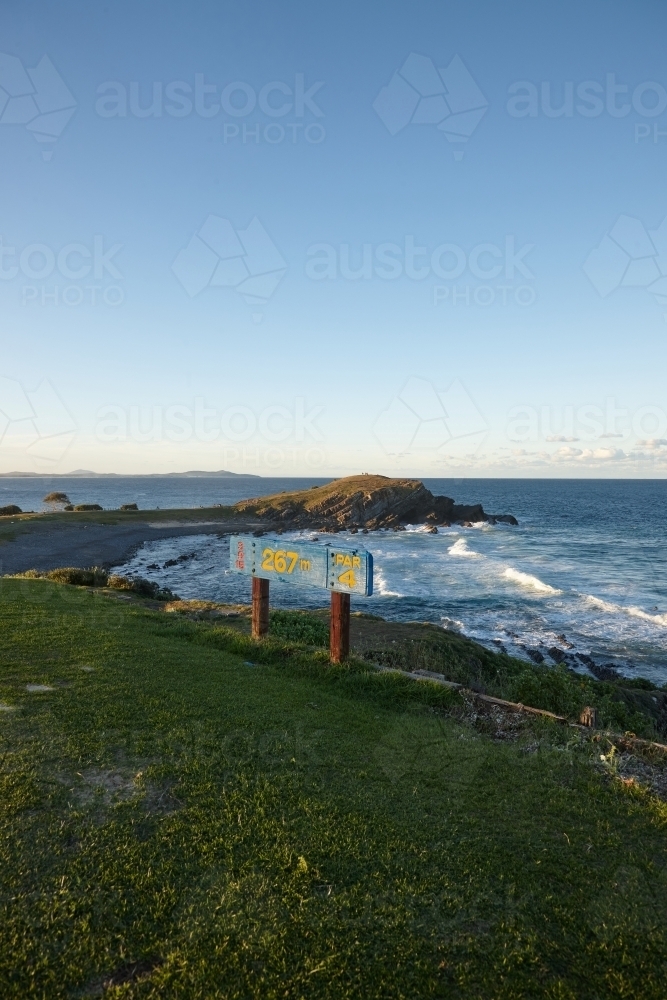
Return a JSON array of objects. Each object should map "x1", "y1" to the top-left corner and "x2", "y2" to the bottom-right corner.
[
  {"x1": 119, "y1": 503, "x2": 138, "y2": 511},
  {"x1": 0, "y1": 505, "x2": 22, "y2": 516},
  {"x1": 72, "y1": 504, "x2": 103, "y2": 511},
  {"x1": 13, "y1": 566, "x2": 108, "y2": 586},
  {"x1": 43, "y1": 492, "x2": 69, "y2": 504},
  {"x1": 269, "y1": 610, "x2": 329, "y2": 647},
  {"x1": 11, "y1": 566, "x2": 177, "y2": 601},
  {"x1": 107, "y1": 574, "x2": 177, "y2": 601},
  {"x1": 47, "y1": 566, "x2": 109, "y2": 587}
]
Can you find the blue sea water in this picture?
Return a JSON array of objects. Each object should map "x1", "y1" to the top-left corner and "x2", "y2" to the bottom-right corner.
[{"x1": 3, "y1": 476, "x2": 666, "y2": 685}]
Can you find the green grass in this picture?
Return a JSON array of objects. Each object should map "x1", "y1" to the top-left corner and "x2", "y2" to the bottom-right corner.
[
  {"x1": 269, "y1": 609, "x2": 330, "y2": 647},
  {"x1": 1, "y1": 579, "x2": 667, "y2": 998}
]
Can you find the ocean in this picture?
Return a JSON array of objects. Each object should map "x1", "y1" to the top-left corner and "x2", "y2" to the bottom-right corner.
[{"x1": 3, "y1": 476, "x2": 666, "y2": 686}]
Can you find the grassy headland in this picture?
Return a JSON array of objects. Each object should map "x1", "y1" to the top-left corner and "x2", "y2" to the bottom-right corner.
[{"x1": 1, "y1": 577, "x2": 666, "y2": 998}]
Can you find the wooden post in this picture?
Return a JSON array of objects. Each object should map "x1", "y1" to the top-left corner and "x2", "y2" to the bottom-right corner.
[
  {"x1": 330, "y1": 591, "x2": 350, "y2": 663},
  {"x1": 579, "y1": 705, "x2": 597, "y2": 729},
  {"x1": 252, "y1": 577, "x2": 269, "y2": 638}
]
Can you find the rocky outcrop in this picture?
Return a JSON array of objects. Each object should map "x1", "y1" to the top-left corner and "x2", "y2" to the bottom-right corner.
[
  {"x1": 0, "y1": 504, "x2": 22, "y2": 517},
  {"x1": 233, "y1": 474, "x2": 517, "y2": 530}
]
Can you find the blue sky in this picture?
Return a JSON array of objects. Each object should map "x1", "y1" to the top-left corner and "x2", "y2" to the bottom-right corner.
[{"x1": 1, "y1": 0, "x2": 666, "y2": 477}]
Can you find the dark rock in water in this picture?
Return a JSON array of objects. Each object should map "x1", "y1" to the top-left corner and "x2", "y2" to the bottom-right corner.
[
  {"x1": 0, "y1": 504, "x2": 22, "y2": 516},
  {"x1": 362, "y1": 528, "x2": 368, "y2": 534},
  {"x1": 557, "y1": 634, "x2": 574, "y2": 649},
  {"x1": 163, "y1": 552, "x2": 196, "y2": 568},
  {"x1": 589, "y1": 662, "x2": 622, "y2": 682},
  {"x1": 451, "y1": 503, "x2": 486, "y2": 523},
  {"x1": 576, "y1": 652, "x2": 596, "y2": 669},
  {"x1": 490, "y1": 514, "x2": 519, "y2": 525},
  {"x1": 147, "y1": 563, "x2": 160, "y2": 571},
  {"x1": 526, "y1": 647, "x2": 545, "y2": 663},
  {"x1": 426, "y1": 525, "x2": 438, "y2": 534},
  {"x1": 233, "y1": 475, "x2": 516, "y2": 531},
  {"x1": 458, "y1": 520, "x2": 474, "y2": 528},
  {"x1": 120, "y1": 503, "x2": 138, "y2": 511},
  {"x1": 349, "y1": 527, "x2": 358, "y2": 534},
  {"x1": 548, "y1": 646, "x2": 567, "y2": 663}
]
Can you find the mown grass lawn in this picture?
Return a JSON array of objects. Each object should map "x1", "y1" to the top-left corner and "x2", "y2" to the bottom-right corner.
[{"x1": 0, "y1": 578, "x2": 666, "y2": 998}]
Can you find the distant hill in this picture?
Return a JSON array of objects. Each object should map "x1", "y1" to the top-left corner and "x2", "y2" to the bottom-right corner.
[{"x1": 0, "y1": 470, "x2": 261, "y2": 478}]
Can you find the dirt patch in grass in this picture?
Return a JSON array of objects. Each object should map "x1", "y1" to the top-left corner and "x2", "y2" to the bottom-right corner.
[
  {"x1": 72, "y1": 768, "x2": 140, "y2": 806},
  {"x1": 613, "y1": 753, "x2": 667, "y2": 801},
  {"x1": 81, "y1": 956, "x2": 163, "y2": 997}
]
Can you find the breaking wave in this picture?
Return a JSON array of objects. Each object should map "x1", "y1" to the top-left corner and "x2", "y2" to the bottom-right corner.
[
  {"x1": 584, "y1": 594, "x2": 667, "y2": 627},
  {"x1": 373, "y1": 569, "x2": 403, "y2": 598},
  {"x1": 502, "y1": 567, "x2": 561, "y2": 595},
  {"x1": 448, "y1": 537, "x2": 481, "y2": 558}
]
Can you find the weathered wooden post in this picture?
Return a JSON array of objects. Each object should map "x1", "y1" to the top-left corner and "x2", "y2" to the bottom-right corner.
[
  {"x1": 251, "y1": 576, "x2": 270, "y2": 638},
  {"x1": 579, "y1": 705, "x2": 597, "y2": 728},
  {"x1": 330, "y1": 591, "x2": 350, "y2": 663}
]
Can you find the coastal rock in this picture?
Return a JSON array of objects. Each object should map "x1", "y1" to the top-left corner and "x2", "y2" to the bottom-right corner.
[
  {"x1": 490, "y1": 514, "x2": 519, "y2": 526},
  {"x1": 233, "y1": 475, "x2": 517, "y2": 531},
  {"x1": 0, "y1": 504, "x2": 22, "y2": 516}
]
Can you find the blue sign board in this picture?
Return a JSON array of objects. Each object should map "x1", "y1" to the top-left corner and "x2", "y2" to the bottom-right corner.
[{"x1": 229, "y1": 535, "x2": 373, "y2": 596}]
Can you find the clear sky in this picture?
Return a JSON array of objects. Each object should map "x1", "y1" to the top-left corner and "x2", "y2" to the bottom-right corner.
[{"x1": 1, "y1": 0, "x2": 666, "y2": 477}]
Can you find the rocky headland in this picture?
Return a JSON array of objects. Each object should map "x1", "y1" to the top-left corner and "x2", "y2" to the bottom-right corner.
[{"x1": 233, "y1": 474, "x2": 517, "y2": 531}]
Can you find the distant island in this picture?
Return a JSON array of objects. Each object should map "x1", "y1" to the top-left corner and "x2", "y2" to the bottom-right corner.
[{"x1": 0, "y1": 469, "x2": 261, "y2": 479}]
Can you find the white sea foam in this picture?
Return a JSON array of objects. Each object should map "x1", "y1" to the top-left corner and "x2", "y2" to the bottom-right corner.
[
  {"x1": 441, "y1": 617, "x2": 465, "y2": 632},
  {"x1": 373, "y1": 569, "x2": 403, "y2": 598},
  {"x1": 448, "y1": 538, "x2": 481, "y2": 558},
  {"x1": 584, "y1": 594, "x2": 667, "y2": 627},
  {"x1": 502, "y1": 567, "x2": 561, "y2": 595}
]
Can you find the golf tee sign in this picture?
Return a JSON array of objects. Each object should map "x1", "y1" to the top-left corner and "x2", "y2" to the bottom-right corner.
[
  {"x1": 230, "y1": 536, "x2": 373, "y2": 596},
  {"x1": 229, "y1": 535, "x2": 374, "y2": 661}
]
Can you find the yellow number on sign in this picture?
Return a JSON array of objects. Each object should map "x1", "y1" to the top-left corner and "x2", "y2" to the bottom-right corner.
[
  {"x1": 274, "y1": 550, "x2": 287, "y2": 573},
  {"x1": 262, "y1": 549, "x2": 301, "y2": 574},
  {"x1": 338, "y1": 569, "x2": 356, "y2": 588}
]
